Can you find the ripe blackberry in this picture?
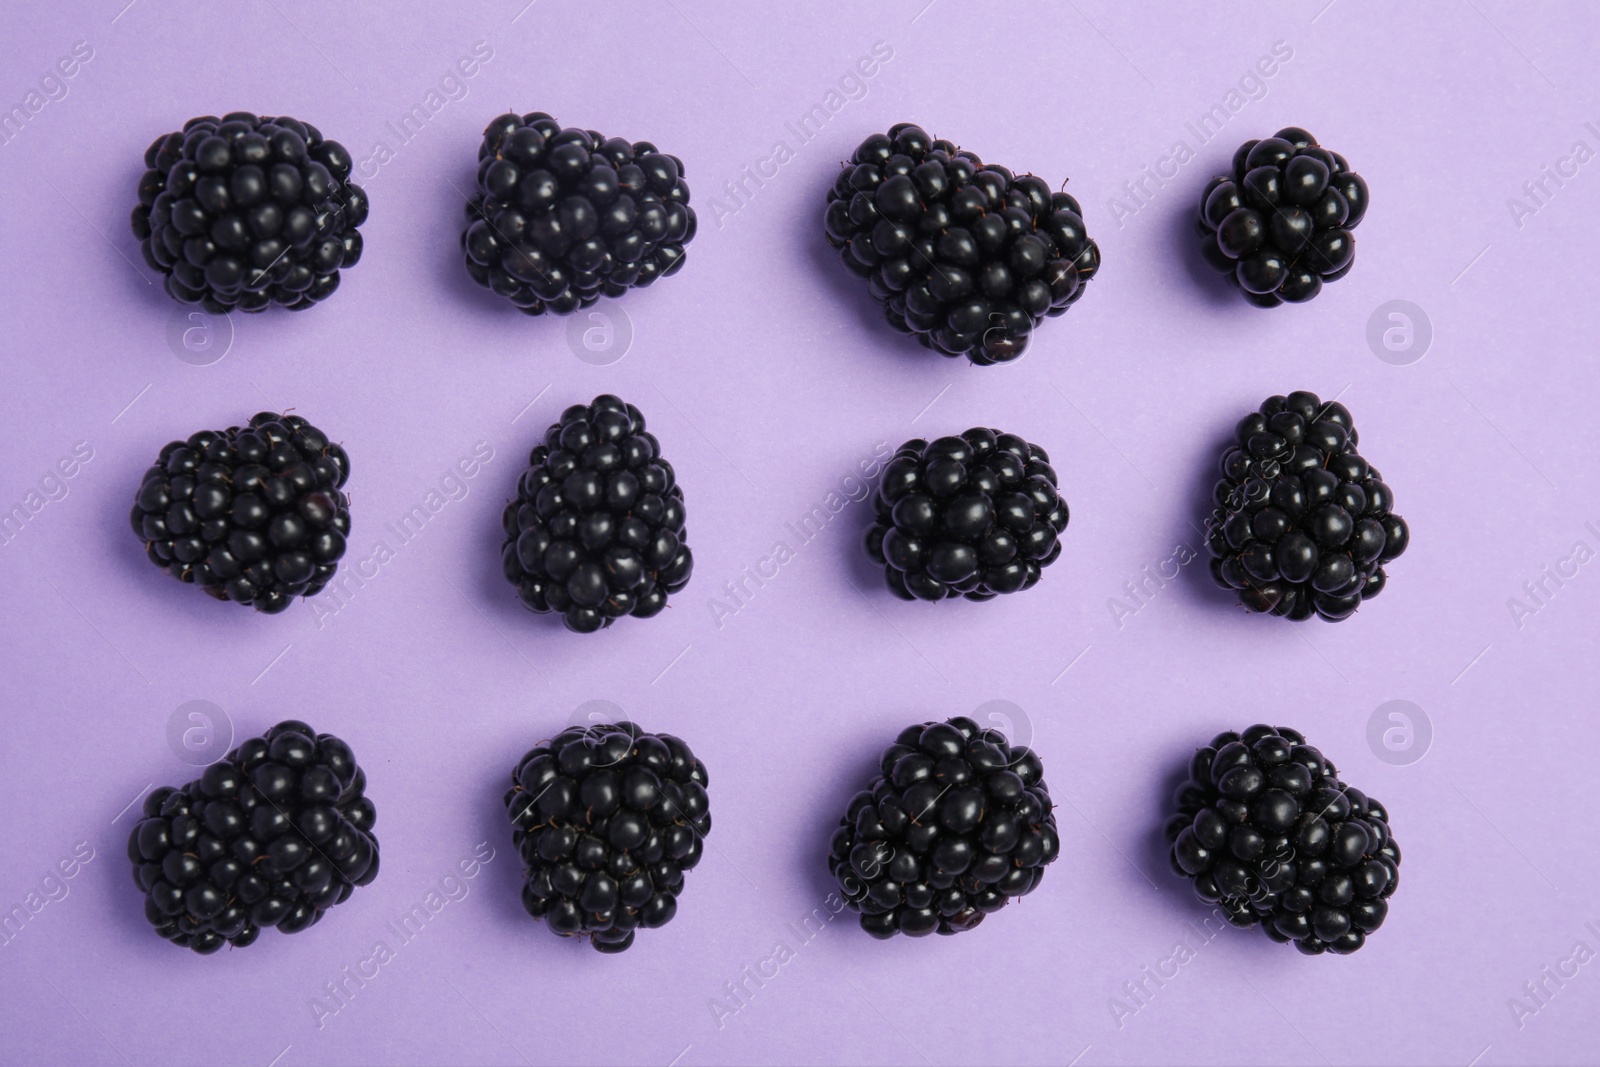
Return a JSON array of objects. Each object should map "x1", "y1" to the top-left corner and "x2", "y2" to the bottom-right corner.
[
  {"x1": 132, "y1": 112, "x2": 368, "y2": 312},
  {"x1": 1205, "y1": 391, "x2": 1408, "y2": 622},
  {"x1": 462, "y1": 112, "x2": 695, "y2": 315},
  {"x1": 127, "y1": 721, "x2": 379, "y2": 955},
  {"x1": 824, "y1": 123, "x2": 1101, "y2": 365},
  {"x1": 828, "y1": 717, "x2": 1059, "y2": 938},
  {"x1": 1197, "y1": 127, "x2": 1368, "y2": 306},
  {"x1": 501, "y1": 395, "x2": 691, "y2": 633},
  {"x1": 505, "y1": 721, "x2": 710, "y2": 953},
  {"x1": 1165, "y1": 724, "x2": 1400, "y2": 956},
  {"x1": 865, "y1": 428, "x2": 1068, "y2": 601},
  {"x1": 130, "y1": 412, "x2": 351, "y2": 615}
]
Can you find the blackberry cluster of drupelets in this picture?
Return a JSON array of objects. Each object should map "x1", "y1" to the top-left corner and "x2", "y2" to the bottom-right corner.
[
  {"x1": 130, "y1": 413, "x2": 351, "y2": 615},
  {"x1": 865, "y1": 428, "x2": 1069, "y2": 601},
  {"x1": 463, "y1": 112, "x2": 695, "y2": 314},
  {"x1": 1197, "y1": 127, "x2": 1367, "y2": 306},
  {"x1": 829, "y1": 716, "x2": 1060, "y2": 938},
  {"x1": 128, "y1": 721, "x2": 378, "y2": 954},
  {"x1": 133, "y1": 112, "x2": 367, "y2": 311},
  {"x1": 505, "y1": 721, "x2": 710, "y2": 953},
  {"x1": 501, "y1": 396, "x2": 692, "y2": 632},
  {"x1": 1166, "y1": 724, "x2": 1400, "y2": 955},
  {"x1": 825, "y1": 123, "x2": 1100, "y2": 364},
  {"x1": 1206, "y1": 391, "x2": 1408, "y2": 621}
]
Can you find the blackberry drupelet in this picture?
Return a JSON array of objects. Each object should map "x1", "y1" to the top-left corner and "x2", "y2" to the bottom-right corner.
[
  {"x1": 462, "y1": 112, "x2": 695, "y2": 315},
  {"x1": 131, "y1": 412, "x2": 351, "y2": 615},
  {"x1": 1205, "y1": 390, "x2": 1408, "y2": 622},
  {"x1": 1165, "y1": 724, "x2": 1400, "y2": 955},
  {"x1": 127, "y1": 721, "x2": 379, "y2": 955},
  {"x1": 132, "y1": 112, "x2": 368, "y2": 312},
  {"x1": 505, "y1": 721, "x2": 710, "y2": 953},
  {"x1": 1197, "y1": 127, "x2": 1368, "y2": 306},
  {"x1": 865, "y1": 428, "x2": 1069, "y2": 601},
  {"x1": 824, "y1": 123, "x2": 1101, "y2": 365},
  {"x1": 501, "y1": 395, "x2": 691, "y2": 633},
  {"x1": 829, "y1": 716, "x2": 1060, "y2": 938}
]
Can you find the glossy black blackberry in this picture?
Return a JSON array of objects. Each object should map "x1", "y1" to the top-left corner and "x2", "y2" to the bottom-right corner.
[
  {"x1": 127, "y1": 721, "x2": 379, "y2": 955},
  {"x1": 1165, "y1": 724, "x2": 1400, "y2": 956},
  {"x1": 462, "y1": 112, "x2": 695, "y2": 315},
  {"x1": 1197, "y1": 127, "x2": 1367, "y2": 306},
  {"x1": 506, "y1": 721, "x2": 709, "y2": 953},
  {"x1": 829, "y1": 717, "x2": 1059, "y2": 938},
  {"x1": 501, "y1": 395, "x2": 691, "y2": 633},
  {"x1": 824, "y1": 123, "x2": 1101, "y2": 365},
  {"x1": 130, "y1": 413, "x2": 351, "y2": 615},
  {"x1": 1205, "y1": 391, "x2": 1408, "y2": 622},
  {"x1": 866, "y1": 428, "x2": 1068, "y2": 601},
  {"x1": 132, "y1": 112, "x2": 367, "y2": 312}
]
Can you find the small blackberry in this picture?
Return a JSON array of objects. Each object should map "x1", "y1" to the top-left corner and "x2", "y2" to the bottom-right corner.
[
  {"x1": 132, "y1": 112, "x2": 367, "y2": 312},
  {"x1": 829, "y1": 717, "x2": 1059, "y2": 938},
  {"x1": 1205, "y1": 391, "x2": 1408, "y2": 622},
  {"x1": 1197, "y1": 127, "x2": 1368, "y2": 306},
  {"x1": 127, "y1": 720, "x2": 379, "y2": 954},
  {"x1": 865, "y1": 428, "x2": 1068, "y2": 601},
  {"x1": 824, "y1": 123, "x2": 1101, "y2": 365},
  {"x1": 501, "y1": 395, "x2": 691, "y2": 633},
  {"x1": 1165, "y1": 724, "x2": 1400, "y2": 956},
  {"x1": 505, "y1": 721, "x2": 710, "y2": 953},
  {"x1": 462, "y1": 112, "x2": 695, "y2": 315},
  {"x1": 131, "y1": 412, "x2": 351, "y2": 615}
]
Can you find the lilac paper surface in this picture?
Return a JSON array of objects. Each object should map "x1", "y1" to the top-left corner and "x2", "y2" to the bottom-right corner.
[{"x1": 2, "y1": 1, "x2": 1598, "y2": 1064}]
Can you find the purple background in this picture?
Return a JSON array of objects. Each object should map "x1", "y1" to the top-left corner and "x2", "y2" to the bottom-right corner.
[{"x1": 2, "y1": 1, "x2": 1598, "y2": 1064}]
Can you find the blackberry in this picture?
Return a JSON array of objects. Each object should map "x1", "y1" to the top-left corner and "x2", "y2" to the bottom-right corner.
[
  {"x1": 505, "y1": 721, "x2": 710, "y2": 953},
  {"x1": 824, "y1": 123, "x2": 1100, "y2": 365},
  {"x1": 462, "y1": 112, "x2": 695, "y2": 315},
  {"x1": 132, "y1": 112, "x2": 367, "y2": 312},
  {"x1": 130, "y1": 412, "x2": 351, "y2": 615},
  {"x1": 1197, "y1": 127, "x2": 1368, "y2": 306},
  {"x1": 501, "y1": 395, "x2": 691, "y2": 633},
  {"x1": 127, "y1": 720, "x2": 379, "y2": 955},
  {"x1": 1165, "y1": 724, "x2": 1400, "y2": 956},
  {"x1": 1205, "y1": 391, "x2": 1408, "y2": 622},
  {"x1": 865, "y1": 428, "x2": 1068, "y2": 601},
  {"x1": 828, "y1": 716, "x2": 1059, "y2": 938}
]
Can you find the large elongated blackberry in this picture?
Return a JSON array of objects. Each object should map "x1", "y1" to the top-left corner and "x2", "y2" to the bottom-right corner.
[
  {"x1": 132, "y1": 112, "x2": 367, "y2": 312},
  {"x1": 462, "y1": 112, "x2": 695, "y2": 315},
  {"x1": 501, "y1": 395, "x2": 691, "y2": 633},
  {"x1": 866, "y1": 428, "x2": 1068, "y2": 601},
  {"x1": 1197, "y1": 128, "x2": 1367, "y2": 306},
  {"x1": 1165, "y1": 724, "x2": 1400, "y2": 956},
  {"x1": 505, "y1": 721, "x2": 709, "y2": 953},
  {"x1": 829, "y1": 717, "x2": 1059, "y2": 938},
  {"x1": 1205, "y1": 391, "x2": 1408, "y2": 621},
  {"x1": 824, "y1": 123, "x2": 1100, "y2": 365},
  {"x1": 131, "y1": 412, "x2": 351, "y2": 614},
  {"x1": 128, "y1": 720, "x2": 378, "y2": 954}
]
